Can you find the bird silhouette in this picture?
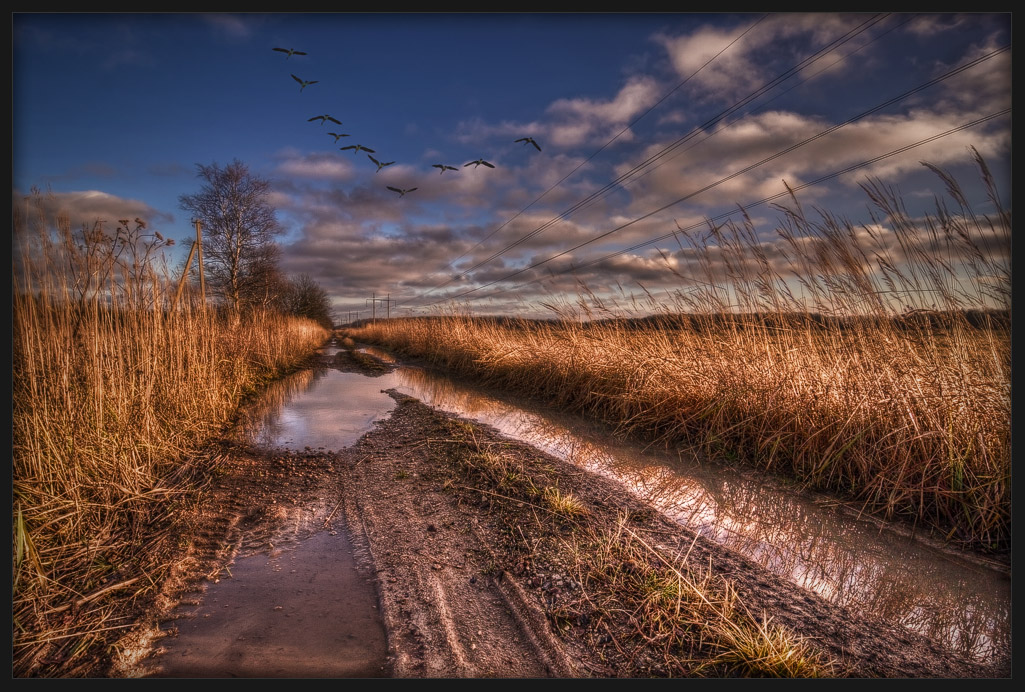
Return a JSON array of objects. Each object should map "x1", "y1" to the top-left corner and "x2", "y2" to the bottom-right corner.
[
  {"x1": 308, "y1": 114, "x2": 341, "y2": 126},
  {"x1": 515, "y1": 137, "x2": 542, "y2": 152},
  {"x1": 291, "y1": 74, "x2": 319, "y2": 92},
  {"x1": 368, "y1": 155, "x2": 396, "y2": 172},
  {"x1": 273, "y1": 47, "x2": 307, "y2": 59},
  {"x1": 340, "y1": 144, "x2": 375, "y2": 155},
  {"x1": 387, "y1": 186, "x2": 417, "y2": 197},
  {"x1": 327, "y1": 132, "x2": 350, "y2": 142},
  {"x1": 432, "y1": 164, "x2": 459, "y2": 174},
  {"x1": 464, "y1": 158, "x2": 495, "y2": 169}
]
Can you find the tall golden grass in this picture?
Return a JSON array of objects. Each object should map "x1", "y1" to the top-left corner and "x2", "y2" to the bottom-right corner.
[
  {"x1": 346, "y1": 152, "x2": 1010, "y2": 554},
  {"x1": 12, "y1": 192, "x2": 330, "y2": 675}
]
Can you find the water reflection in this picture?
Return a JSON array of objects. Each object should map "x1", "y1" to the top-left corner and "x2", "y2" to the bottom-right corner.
[
  {"x1": 389, "y1": 365, "x2": 1010, "y2": 665},
  {"x1": 236, "y1": 345, "x2": 1009, "y2": 665},
  {"x1": 236, "y1": 366, "x2": 403, "y2": 451}
]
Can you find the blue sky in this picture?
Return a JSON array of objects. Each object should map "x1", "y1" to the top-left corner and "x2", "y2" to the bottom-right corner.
[{"x1": 13, "y1": 13, "x2": 1012, "y2": 320}]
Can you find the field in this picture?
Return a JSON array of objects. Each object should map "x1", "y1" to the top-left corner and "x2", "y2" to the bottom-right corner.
[{"x1": 345, "y1": 160, "x2": 1011, "y2": 555}]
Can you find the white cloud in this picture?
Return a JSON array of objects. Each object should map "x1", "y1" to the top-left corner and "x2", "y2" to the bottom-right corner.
[
  {"x1": 274, "y1": 151, "x2": 356, "y2": 181},
  {"x1": 201, "y1": 14, "x2": 256, "y2": 40},
  {"x1": 14, "y1": 188, "x2": 173, "y2": 233},
  {"x1": 654, "y1": 14, "x2": 875, "y2": 104},
  {"x1": 545, "y1": 76, "x2": 661, "y2": 146}
]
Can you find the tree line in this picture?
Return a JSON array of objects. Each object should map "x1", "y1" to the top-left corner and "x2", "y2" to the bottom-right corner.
[{"x1": 178, "y1": 158, "x2": 334, "y2": 329}]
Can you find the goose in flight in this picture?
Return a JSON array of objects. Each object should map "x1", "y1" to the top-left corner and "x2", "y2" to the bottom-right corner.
[
  {"x1": 464, "y1": 158, "x2": 495, "y2": 169},
  {"x1": 515, "y1": 137, "x2": 542, "y2": 152},
  {"x1": 387, "y1": 186, "x2": 417, "y2": 197},
  {"x1": 273, "y1": 47, "x2": 307, "y2": 59},
  {"x1": 327, "y1": 132, "x2": 350, "y2": 142},
  {"x1": 291, "y1": 74, "x2": 319, "y2": 92},
  {"x1": 368, "y1": 155, "x2": 395, "y2": 172},
  {"x1": 432, "y1": 164, "x2": 459, "y2": 174},
  {"x1": 308, "y1": 114, "x2": 341, "y2": 126},
  {"x1": 341, "y1": 144, "x2": 376, "y2": 155}
]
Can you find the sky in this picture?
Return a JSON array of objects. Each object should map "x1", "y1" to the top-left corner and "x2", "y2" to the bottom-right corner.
[{"x1": 12, "y1": 12, "x2": 1012, "y2": 322}]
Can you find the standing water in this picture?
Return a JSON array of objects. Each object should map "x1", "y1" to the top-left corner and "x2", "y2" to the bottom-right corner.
[{"x1": 233, "y1": 342, "x2": 1009, "y2": 668}]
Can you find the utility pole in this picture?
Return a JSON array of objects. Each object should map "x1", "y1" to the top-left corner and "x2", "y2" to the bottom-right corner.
[
  {"x1": 194, "y1": 219, "x2": 206, "y2": 309},
  {"x1": 171, "y1": 240, "x2": 198, "y2": 312},
  {"x1": 366, "y1": 293, "x2": 376, "y2": 323},
  {"x1": 366, "y1": 293, "x2": 394, "y2": 322}
]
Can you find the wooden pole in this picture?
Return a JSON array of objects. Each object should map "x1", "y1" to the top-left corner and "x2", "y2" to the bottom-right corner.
[
  {"x1": 367, "y1": 293, "x2": 376, "y2": 323},
  {"x1": 194, "y1": 219, "x2": 206, "y2": 308},
  {"x1": 171, "y1": 239, "x2": 198, "y2": 312}
]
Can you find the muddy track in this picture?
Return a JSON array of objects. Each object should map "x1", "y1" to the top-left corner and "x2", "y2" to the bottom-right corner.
[{"x1": 337, "y1": 397, "x2": 580, "y2": 678}]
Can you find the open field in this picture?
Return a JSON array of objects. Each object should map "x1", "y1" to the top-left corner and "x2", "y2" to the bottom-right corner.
[
  {"x1": 344, "y1": 310, "x2": 1010, "y2": 555},
  {"x1": 344, "y1": 164, "x2": 1011, "y2": 556}
]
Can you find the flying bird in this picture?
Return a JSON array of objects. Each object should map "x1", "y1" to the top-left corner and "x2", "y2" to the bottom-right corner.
[
  {"x1": 308, "y1": 114, "x2": 341, "y2": 126},
  {"x1": 432, "y1": 164, "x2": 459, "y2": 174},
  {"x1": 291, "y1": 74, "x2": 319, "y2": 92},
  {"x1": 273, "y1": 47, "x2": 307, "y2": 59},
  {"x1": 368, "y1": 155, "x2": 395, "y2": 172},
  {"x1": 387, "y1": 186, "x2": 418, "y2": 197},
  {"x1": 464, "y1": 158, "x2": 495, "y2": 169},
  {"x1": 340, "y1": 144, "x2": 375, "y2": 154},
  {"x1": 515, "y1": 136, "x2": 542, "y2": 152},
  {"x1": 326, "y1": 132, "x2": 350, "y2": 142}
]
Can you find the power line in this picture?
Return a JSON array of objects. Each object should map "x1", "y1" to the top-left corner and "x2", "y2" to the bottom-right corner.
[
  {"x1": 415, "y1": 44, "x2": 1008, "y2": 308},
  {"x1": 397, "y1": 13, "x2": 773, "y2": 307},
  {"x1": 468, "y1": 108, "x2": 1011, "y2": 306},
  {"x1": 600, "y1": 14, "x2": 917, "y2": 203},
  {"x1": 397, "y1": 13, "x2": 892, "y2": 310}
]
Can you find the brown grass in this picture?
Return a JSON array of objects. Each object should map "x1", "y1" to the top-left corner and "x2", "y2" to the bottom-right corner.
[
  {"x1": 344, "y1": 152, "x2": 1010, "y2": 554},
  {"x1": 12, "y1": 192, "x2": 330, "y2": 676}
]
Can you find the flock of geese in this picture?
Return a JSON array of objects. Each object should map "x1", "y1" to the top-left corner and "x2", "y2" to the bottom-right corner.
[{"x1": 273, "y1": 46, "x2": 543, "y2": 198}]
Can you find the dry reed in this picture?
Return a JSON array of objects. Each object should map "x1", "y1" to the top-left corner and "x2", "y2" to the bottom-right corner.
[
  {"x1": 12, "y1": 191, "x2": 330, "y2": 676},
  {"x1": 346, "y1": 152, "x2": 1010, "y2": 553}
]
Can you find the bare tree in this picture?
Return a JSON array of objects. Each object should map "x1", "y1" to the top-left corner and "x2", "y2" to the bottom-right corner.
[
  {"x1": 178, "y1": 159, "x2": 285, "y2": 312},
  {"x1": 278, "y1": 273, "x2": 335, "y2": 329}
]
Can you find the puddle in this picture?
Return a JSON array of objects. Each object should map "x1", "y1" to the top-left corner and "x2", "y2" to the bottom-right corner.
[
  {"x1": 151, "y1": 530, "x2": 388, "y2": 678},
  {"x1": 233, "y1": 367, "x2": 404, "y2": 451}
]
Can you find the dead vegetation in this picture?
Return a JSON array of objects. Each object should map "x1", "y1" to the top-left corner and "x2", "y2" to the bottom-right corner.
[{"x1": 343, "y1": 153, "x2": 1010, "y2": 556}]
